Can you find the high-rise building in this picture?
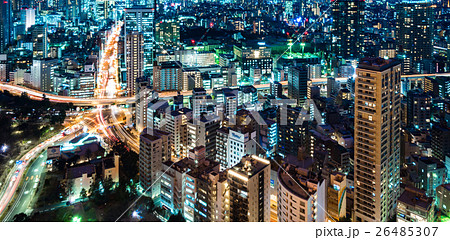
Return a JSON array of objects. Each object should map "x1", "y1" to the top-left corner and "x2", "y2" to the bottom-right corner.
[
  {"x1": 124, "y1": 7, "x2": 154, "y2": 74},
  {"x1": 165, "y1": 108, "x2": 192, "y2": 159},
  {"x1": 233, "y1": 44, "x2": 272, "y2": 76},
  {"x1": 270, "y1": 81, "x2": 283, "y2": 98},
  {"x1": 0, "y1": 0, "x2": 12, "y2": 53},
  {"x1": 126, "y1": 31, "x2": 144, "y2": 96},
  {"x1": 331, "y1": 0, "x2": 365, "y2": 59},
  {"x1": 436, "y1": 184, "x2": 450, "y2": 217},
  {"x1": 192, "y1": 88, "x2": 215, "y2": 118},
  {"x1": 277, "y1": 106, "x2": 310, "y2": 157},
  {"x1": 135, "y1": 88, "x2": 157, "y2": 133},
  {"x1": 228, "y1": 155, "x2": 271, "y2": 222},
  {"x1": 406, "y1": 90, "x2": 431, "y2": 130},
  {"x1": 277, "y1": 163, "x2": 327, "y2": 222},
  {"x1": 413, "y1": 155, "x2": 447, "y2": 197},
  {"x1": 327, "y1": 172, "x2": 347, "y2": 222},
  {"x1": 155, "y1": 19, "x2": 180, "y2": 47},
  {"x1": 187, "y1": 114, "x2": 221, "y2": 161},
  {"x1": 431, "y1": 124, "x2": 450, "y2": 162},
  {"x1": 396, "y1": 1, "x2": 434, "y2": 72},
  {"x1": 31, "y1": 24, "x2": 48, "y2": 58},
  {"x1": 153, "y1": 61, "x2": 182, "y2": 91},
  {"x1": 216, "y1": 126, "x2": 257, "y2": 171},
  {"x1": 146, "y1": 99, "x2": 169, "y2": 130},
  {"x1": 426, "y1": 76, "x2": 450, "y2": 99},
  {"x1": 139, "y1": 128, "x2": 171, "y2": 200},
  {"x1": 161, "y1": 147, "x2": 227, "y2": 222},
  {"x1": 22, "y1": 8, "x2": 35, "y2": 31},
  {"x1": 30, "y1": 58, "x2": 58, "y2": 92},
  {"x1": 288, "y1": 66, "x2": 309, "y2": 106},
  {"x1": 354, "y1": 58, "x2": 401, "y2": 222}
]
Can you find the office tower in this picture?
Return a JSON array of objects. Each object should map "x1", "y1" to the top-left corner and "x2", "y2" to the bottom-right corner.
[
  {"x1": 32, "y1": 24, "x2": 48, "y2": 58},
  {"x1": 126, "y1": 31, "x2": 144, "y2": 96},
  {"x1": 431, "y1": 124, "x2": 450, "y2": 162},
  {"x1": 22, "y1": 8, "x2": 35, "y2": 31},
  {"x1": 277, "y1": 163, "x2": 327, "y2": 222},
  {"x1": 331, "y1": 0, "x2": 365, "y2": 59},
  {"x1": 30, "y1": 58, "x2": 58, "y2": 92},
  {"x1": 139, "y1": 128, "x2": 171, "y2": 200},
  {"x1": 70, "y1": 72, "x2": 96, "y2": 98},
  {"x1": 153, "y1": 61, "x2": 182, "y2": 91},
  {"x1": 436, "y1": 184, "x2": 450, "y2": 218},
  {"x1": 326, "y1": 172, "x2": 347, "y2": 222},
  {"x1": 0, "y1": 0, "x2": 12, "y2": 53},
  {"x1": 192, "y1": 88, "x2": 215, "y2": 118},
  {"x1": 288, "y1": 66, "x2": 309, "y2": 106},
  {"x1": 166, "y1": 108, "x2": 192, "y2": 159},
  {"x1": 124, "y1": 7, "x2": 154, "y2": 74},
  {"x1": 228, "y1": 155, "x2": 270, "y2": 222},
  {"x1": 187, "y1": 114, "x2": 220, "y2": 161},
  {"x1": 327, "y1": 77, "x2": 338, "y2": 98},
  {"x1": 270, "y1": 81, "x2": 283, "y2": 98},
  {"x1": 354, "y1": 58, "x2": 401, "y2": 222},
  {"x1": 155, "y1": 19, "x2": 180, "y2": 48},
  {"x1": 406, "y1": 90, "x2": 431, "y2": 130},
  {"x1": 277, "y1": 106, "x2": 310, "y2": 158},
  {"x1": 396, "y1": 186, "x2": 435, "y2": 222},
  {"x1": 396, "y1": 1, "x2": 434, "y2": 72}
]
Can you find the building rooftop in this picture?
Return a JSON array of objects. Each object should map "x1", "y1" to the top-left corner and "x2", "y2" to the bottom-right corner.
[
  {"x1": 358, "y1": 57, "x2": 401, "y2": 71},
  {"x1": 66, "y1": 162, "x2": 96, "y2": 179},
  {"x1": 229, "y1": 155, "x2": 270, "y2": 179},
  {"x1": 278, "y1": 163, "x2": 320, "y2": 200},
  {"x1": 398, "y1": 186, "x2": 433, "y2": 211}
]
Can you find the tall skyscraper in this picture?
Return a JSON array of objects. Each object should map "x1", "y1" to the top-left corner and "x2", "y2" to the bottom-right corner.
[
  {"x1": 124, "y1": 7, "x2": 154, "y2": 75},
  {"x1": 288, "y1": 66, "x2": 309, "y2": 106},
  {"x1": 126, "y1": 31, "x2": 144, "y2": 96},
  {"x1": 0, "y1": 0, "x2": 12, "y2": 53},
  {"x1": 32, "y1": 24, "x2": 49, "y2": 58},
  {"x1": 354, "y1": 58, "x2": 401, "y2": 222},
  {"x1": 331, "y1": 0, "x2": 365, "y2": 59},
  {"x1": 396, "y1": 1, "x2": 434, "y2": 72}
]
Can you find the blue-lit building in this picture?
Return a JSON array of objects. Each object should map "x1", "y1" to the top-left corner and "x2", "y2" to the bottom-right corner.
[{"x1": 124, "y1": 7, "x2": 155, "y2": 75}]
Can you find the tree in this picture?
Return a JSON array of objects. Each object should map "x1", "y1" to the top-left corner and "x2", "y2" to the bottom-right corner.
[
  {"x1": 13, "y1": 213, "x2": 29, "y2": 222},
  {"x1": 168, "y1": 212, "x2": 186, "y2": 222},
  {"x1": 80, "y1": 188, "x2": 88, "y2": 202}
]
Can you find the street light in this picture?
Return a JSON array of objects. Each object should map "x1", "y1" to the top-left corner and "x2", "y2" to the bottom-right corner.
[{"x1": 72, "y1": 216, "x2": 81, "y2": 222}]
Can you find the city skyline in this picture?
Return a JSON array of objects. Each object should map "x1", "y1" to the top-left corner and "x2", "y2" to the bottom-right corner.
[{"x1": 0, "y1": 0, "x2": 449, "y2": 225}]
